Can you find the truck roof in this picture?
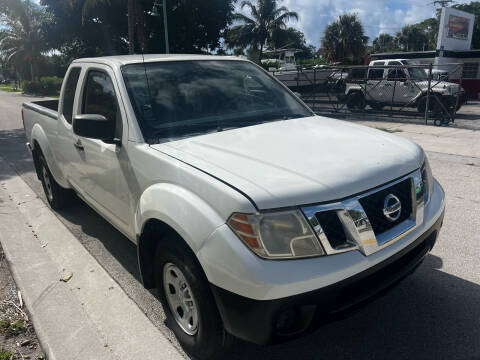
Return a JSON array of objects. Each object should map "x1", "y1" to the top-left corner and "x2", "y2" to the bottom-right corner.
[
  {"x1": 369, "y1": 59, "x2": 416, "y2": 65},
  {"x1": 72, "y1": 54, "x2": 245, "y2": 67}
]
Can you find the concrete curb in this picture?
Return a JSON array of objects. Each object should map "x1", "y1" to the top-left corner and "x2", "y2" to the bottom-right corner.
[{"x1": 0, "y1": 158, "x2": 184, "y2": 360}]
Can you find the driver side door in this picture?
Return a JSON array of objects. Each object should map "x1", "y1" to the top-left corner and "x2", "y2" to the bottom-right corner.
[{"x1": 71, "y1": 67, "x2": 133, "y2": 235}]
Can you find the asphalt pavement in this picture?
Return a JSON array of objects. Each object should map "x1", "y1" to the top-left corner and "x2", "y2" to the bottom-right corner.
[{"x1": 0, "y1": 90, "x2": 479, "y2": 359}]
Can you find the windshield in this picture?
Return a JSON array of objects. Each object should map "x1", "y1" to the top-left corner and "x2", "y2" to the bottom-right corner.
[
  {"x1": 122, "y1": 60, "x2": 312, "y2": 142},
  {"x1": 407, "y1": 67, "x2": 427, "y2": 80},
  {"x1": 403, "y1": 61, "x2": 427, "y2": 80}
]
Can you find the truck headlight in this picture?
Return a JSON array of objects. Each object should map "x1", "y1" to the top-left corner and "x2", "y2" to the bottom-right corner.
[
  {"x1": 228, "y1": 210, "x2": 325, "y2": 259},
  {"x1": 421, "y1": 155, "x2": 434, "y2": 204}
]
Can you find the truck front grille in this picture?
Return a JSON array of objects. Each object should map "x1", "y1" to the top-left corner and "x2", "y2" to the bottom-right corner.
[
  {"x1": 302, "y1": 170, "x2": 423, "y2": 256},
  {"x1": 358, "y1": 178, "x2": 413, "y2": 235}
]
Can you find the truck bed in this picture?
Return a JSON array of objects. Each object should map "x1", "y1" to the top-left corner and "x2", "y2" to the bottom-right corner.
[
  {"x1": 23, "y1": 100, "x2": 58, "y2": 122},
  {"x1": 31, "y1": 100, "x2": 59, "y2": 112}
]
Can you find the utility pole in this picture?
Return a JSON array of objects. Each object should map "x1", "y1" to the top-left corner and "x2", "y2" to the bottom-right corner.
[{"x1": 151, "y1": 0, "x2": 170, "y2": 54}]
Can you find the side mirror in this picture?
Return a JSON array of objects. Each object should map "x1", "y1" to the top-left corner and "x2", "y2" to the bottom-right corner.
[{"x1": 73, "y1": 114, "x2": 117, "y2": 144}]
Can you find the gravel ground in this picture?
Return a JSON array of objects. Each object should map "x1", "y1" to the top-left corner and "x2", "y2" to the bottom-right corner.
[{"x1": 0, "y1": 244, "x2": 45, "y2": 360}]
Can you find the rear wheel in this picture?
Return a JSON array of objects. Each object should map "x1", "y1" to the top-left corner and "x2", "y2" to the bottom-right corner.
[
  {"x1": 155, "y1": 237, "x2": 232, "y2": 360},
  {"x1": 38, "y1": 154, "x2": 71, "y2": 210},
  {"x1": 417, "y1": 95, "x2": 444, "y2": 114},
  {"x1": 346, "y1": 92, "x2": 366, "y2": 112}
]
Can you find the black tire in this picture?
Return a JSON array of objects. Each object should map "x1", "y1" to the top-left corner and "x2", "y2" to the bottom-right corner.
[
  {"x1": 417, "y1": 95, "x2": 442, "y2": 114},
  {"x1": 155, "y1": 237, "x2": 232, "y2": 360},
  {"x1": 346, "y1": 92, "x2": 366, "y2": 112},
  {"x1": 38, "y1": 154, "x2": 71, "y2": 210}
]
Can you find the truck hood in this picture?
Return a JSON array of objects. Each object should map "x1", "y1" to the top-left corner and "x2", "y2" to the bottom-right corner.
[
  {"x1": 151, "y1": 116, "x2": 424, "y2": 209},
  {"x1": 415, "y1": 80, "x2": 461, "y2": 92}
]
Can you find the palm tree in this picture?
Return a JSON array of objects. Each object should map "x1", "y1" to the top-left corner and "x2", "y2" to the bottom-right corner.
[
  {"x1": 0, "y1": 0, "x2": 47, "y2": 80},
  {"x1": 396, "y1": 24, "x2": 429, "y2": 52},
  {"x1": 226, "y1": 0, "x2": 299, "y2": 61},
  {"x1": 322, "y1": 14, "x2": 368, "y2": 63}
]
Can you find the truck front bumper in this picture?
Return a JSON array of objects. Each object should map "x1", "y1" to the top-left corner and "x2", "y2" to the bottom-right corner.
[{"x1": 211, "y1": 208, "x2": 444, "y2": 344}]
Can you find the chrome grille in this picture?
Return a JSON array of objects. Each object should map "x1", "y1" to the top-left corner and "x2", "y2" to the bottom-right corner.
[
  {"x1": 359, "y1": 178, "x2": 413, "y2": 235},
  {"x1": 302, "y1": 170, "x2": 424, "y2": 256}
]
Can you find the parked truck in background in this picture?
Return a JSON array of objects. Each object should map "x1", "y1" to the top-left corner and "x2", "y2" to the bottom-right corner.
[{"x1": 22, "y1": 55, "x2": 445, "y2": 360}]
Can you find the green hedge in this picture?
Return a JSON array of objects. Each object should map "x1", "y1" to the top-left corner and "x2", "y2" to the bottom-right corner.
[{"x1": 23, "y1": 76, "x2": 63, "y2": 96}]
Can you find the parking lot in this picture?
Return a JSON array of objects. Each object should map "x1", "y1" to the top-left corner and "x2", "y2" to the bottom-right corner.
[{"x1": 0, "y1": 90, "x2": 479, "y2": 359}]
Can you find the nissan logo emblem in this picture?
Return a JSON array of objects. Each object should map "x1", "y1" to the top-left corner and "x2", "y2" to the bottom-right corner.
[{"x1": 383, "y1": 194, "x2": 401, "y2": 222}]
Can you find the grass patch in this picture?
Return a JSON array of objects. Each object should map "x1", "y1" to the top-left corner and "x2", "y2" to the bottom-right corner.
[
  {"x1": 0, "y1": 84, "x2": 22, "y2": 93},
  {"x1": 0, "y1": 319, "x2": 26, "y2": 336},
  {"x1": 0, "y1": 348, "x2": 15, "y2": 360},
  {"x1": 375, "y1": 127, "x2": 403, "y2": 133}
]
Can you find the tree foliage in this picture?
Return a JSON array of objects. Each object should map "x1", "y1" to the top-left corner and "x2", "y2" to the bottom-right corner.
[
  {"x1": 225, "y1": 0, "x2": 299, "y2": 61},
  {"x1": 40, "y1": 0, "x2": 236, "y2": 60},
  {"x1": 372, "y1": 33, "x2": 398, "y2": 53},
  {"x1": 274, "y1": 27, "x2": 315, "y2": 58},
  {"x1": 0, "y1": 0, "x2": 48, "y2": 80},
  {"x1": 148, "y1": 0, "x2": 236, "y2": 53},
  {"x1": 40, "y1": 0, "x2": 129, "y2": 60},
  {"x1": 395, "y1": 24, "x2": 430, "y2": 51},
  {"x1": 322, "y1": 14, "x2": 368, "y2": 64}
]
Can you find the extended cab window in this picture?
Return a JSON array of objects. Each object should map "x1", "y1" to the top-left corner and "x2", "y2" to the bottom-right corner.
[{"x1": 62, "y1": 67, "x2": 81, "y2": 124}]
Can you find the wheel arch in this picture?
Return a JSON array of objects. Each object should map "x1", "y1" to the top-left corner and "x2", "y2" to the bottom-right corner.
[
  {"x1": 137, "y1": 218, "x2": 190, "y2": 288},
  {"x1": 30, "y1": 125, "x2": 69, "y2": 188},
  {"x1": 135, "y1": 183, "x2": 226, "y2": 289}
]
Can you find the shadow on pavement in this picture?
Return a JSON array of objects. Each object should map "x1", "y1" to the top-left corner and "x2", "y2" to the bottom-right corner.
[{"x1": 0, "y1": 129, "x2": 32, "y2": 181}]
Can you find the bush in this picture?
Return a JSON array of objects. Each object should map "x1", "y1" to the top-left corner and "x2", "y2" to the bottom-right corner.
[
  {"x1": 260, "y1": 60, "x2": 279, "y2": 71},
  {"x1": 23, "y1": 76, "x2": 63, "y2": 96}
]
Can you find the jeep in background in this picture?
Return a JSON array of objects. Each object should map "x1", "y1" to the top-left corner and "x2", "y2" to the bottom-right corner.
[{"x1": 345, "y1": 59, "x2": 466, "y2": 116}]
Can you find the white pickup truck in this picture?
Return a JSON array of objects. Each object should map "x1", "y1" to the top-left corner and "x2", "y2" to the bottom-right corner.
[{"x1": 22, "y1": 55, "x2": 445, "y2": 359}]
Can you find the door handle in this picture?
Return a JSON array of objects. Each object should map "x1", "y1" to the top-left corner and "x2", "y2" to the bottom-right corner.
[{"x1": 74, "y1": 139, "x2": 84, "y2": 151}]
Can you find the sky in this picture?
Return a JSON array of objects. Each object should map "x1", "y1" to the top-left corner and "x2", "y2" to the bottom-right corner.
[{"x1": 237, "y1": 0, "x2": 471, "y2": 47}]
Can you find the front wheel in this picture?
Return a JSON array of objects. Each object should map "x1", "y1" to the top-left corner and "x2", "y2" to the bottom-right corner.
[
  {"x1": 346, "y1": 92, "x2": 366, "y2": 112},
  {"x1": 155, "y1": 238, "x2": 232, "y2": 359}
]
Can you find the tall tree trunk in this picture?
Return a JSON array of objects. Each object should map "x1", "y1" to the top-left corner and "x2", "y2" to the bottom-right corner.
[
  {"x1": 259, "y1": 43, "x2": 264, "y2": 62},
  {"x1": 128, "y1": 0, "x2": 135, "y2": 54}
]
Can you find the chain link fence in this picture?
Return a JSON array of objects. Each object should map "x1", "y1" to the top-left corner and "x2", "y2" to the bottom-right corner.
[{"x1": 272, "y1": 62, "x2": 467, "y2": 126}]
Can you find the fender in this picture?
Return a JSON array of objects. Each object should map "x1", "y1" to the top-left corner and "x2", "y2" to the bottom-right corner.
[
  {"x1": 135, "y1": 182, "x2": 226, "y2": 254},
  {"x1": 30, "y1": 123, "x2": 70, "y2": 188},
  {"x1": 346, "y1": 85, "x2": 365, "y2": 96}
]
